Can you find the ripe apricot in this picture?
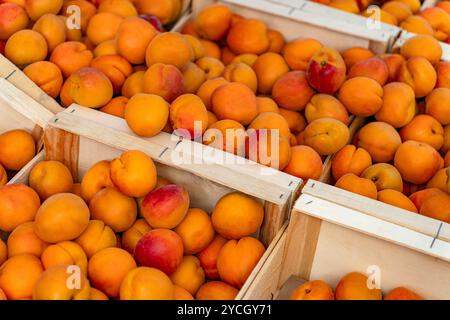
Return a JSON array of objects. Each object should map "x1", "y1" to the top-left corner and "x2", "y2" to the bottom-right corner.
[
  {"x1": 50, "y1": 41, "x2": 93, "y2": 78},
  {"x1": 174, "y1": 285, "x2": 194, "y2": 300},
  {"x1": 284, "y1": 145, "x2": 323, "y2": 181},
  {"x1": 409, "y1": 188, "x2": 446, "y2": 211},
  {"x1": 338, "y1": 76, "x2": 383, "y2": 117},
  {"x1": 135, "y1": 0, "x2": 181, "y2": 25},
  {"x1": 303, "y1": 118, "x2": 350, "y2": 156},
  {"x1": 305, "y1": 94, "x2": 349, "y2": 125},
  {"x1": 290, "y1": 280, "x2": 335, "y2": 300},
  {"x1": 272, "y1": 71, "x2": 314, "y2": 111},
  {"x1": 257, "y1": 96, "x2": 279, "y2": 114},
  {"x1": 425, "y1": 88, "x2": 450, "y2": 126},
  {"x1": 29, "y1": 160, "x2": 73, "y2": 200},
  {"x1": 400, "y1": 115, "x2": 444, "y2": 150},
  {"x1": 252, "y1": 52, "x2": 289, "y2": 94},
  {"x1": 196, "y1": 281, "x2": 239, "y2": 300},
  {"x1": 170, "y1": 256, "x2": 205, "y2": 296},
  {"x1": 194, "y1": 4, "x2": 232, "y2": 41},
  {"x1": 283, "y1": 38, "x2": 322, "y2": 71},
  {"x1": 98, "y1": 0, "x2": 137, "y2": 17},
  {"x1": 87, "y1": 12, "x2": 123, "y2": 46},
  {"x1": 121, "y1": 219, "x2": 151, "y2": 254},
  {"x1": 41, "y1": 241, "x2": 88, "y2": 275},
  {"x1": 91, "y1": 54, "x2": 133, "y2": 93},
  {"x1": 341, "y1": 47, "x2": 374, "y2": 69},
  {"x1": 23, "y1": 61, "x2": 63, "y2": 99},
  {"x1": 380, "y1": 53, "x2": 405, "y2": 82},
  {"x1": 5, "y1": 29, "x2": 47, "y2": 68},
  {"x1": 100, "y1": 96, "x2": 128, "y2": 118},
  {"x1": 348, "y1": 57, "x2": 389, "y2": 85},
  {"x1": 361, "y1": 163, "x2": 403, "y2": 192},
  {"x1": 120, "y1": 267, "x2": 174, "y2": 300},
  {"x1": 80, "y1": 160, "x2": 114, "y2": 203},
  {"x1": 196, "y1": 77, "x2": 228, "y2": 110},
  {"x1": 400, "y1": 15, "x2": 434, "y2": 35},
  {"x1": 24, "y1": 0, "x2": 63, "y2": 21},
  {"x1": 0, "y1": 129, "x2": 36, "y2": 171},
  {"x1": 385, "y1": 287, "x2": 423, "y2": 300},
  {"x1": 400, "y1": 35, "x2": 442, "y2": 65},
  {"x1": 182, "y1": 62, "x2": 206, "y2": 94},
  {"x1": 122, "y1": 70, "x2": 145, "y2": 98},
  {"x1": 420, "y1": 7, "x2": 450, "y2": 41},
  {"x1": 7, "y1": 222, "x2": 47, "y2": 258},
  {"x1": 197, "y1": 235, "x2": 227, "y2": 280},
  {"x1": 0, "y1": 3, "x2": 29, "y2": 41},
  {"x1": 335, "y1": 173, "x2": 378, "y2": 199},
  {"x1": 377, "y1": 189, "x2": 418, "y2": 212},
  {"x1": 146, "y1": 32, "x2": 193, "y2": 69},
  {"x1": 398, "y1": 57, "x2": 436, "y2": 98},
  {"x1": 227, "y1": 19, "x2": 269, "y2": 55},
  {"x1": 335, "y1": 272, "x2": 382, "y2": 300},
  {"x1": 223, "y1": 62, "x2": 257, "y2": 93},
  {"x1": 419, "y1": 193, "x2": 450, "y2": 222},
  {"x1": 199, "y1": 39, "x2": 221, "y2": 59},
  {"x1": 170, "y1": 94, "x2": 209, "y2": 138},
  {"x1": 196, "y1": 56, "x2": 225, "y2": 79},
  {"x1": 332, "y1": 145, "x2": 372, "y2": 181}
]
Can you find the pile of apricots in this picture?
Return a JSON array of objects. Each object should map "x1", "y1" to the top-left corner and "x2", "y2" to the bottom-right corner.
[
  {"x1": 289, "y1": 272, "x2": 424, "y2": 300},
  {"x1": 315, "y1": 0, "x2": 450, "y2": 43},
  {"x1": 0, "y1": 129, "x2": 37, "y2": 186},
  {"x1": 0, "y1": 150, "x2": 266, "y2": 300}
]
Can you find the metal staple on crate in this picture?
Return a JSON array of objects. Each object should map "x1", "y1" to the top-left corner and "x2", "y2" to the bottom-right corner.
[
  {"x1": 4, "y1": 70, "x2": 16, "y2": 80},
  {"x1": 158, "y1": 147, "x2": 169, "y2": 158},
  {"x1": 430, "y1": 223, "x2": 443, "y2": 249}
]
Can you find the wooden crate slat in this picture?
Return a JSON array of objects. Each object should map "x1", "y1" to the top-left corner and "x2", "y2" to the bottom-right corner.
[{"x1": 302, "y1": 180, "x2": 450, "y2": 243}]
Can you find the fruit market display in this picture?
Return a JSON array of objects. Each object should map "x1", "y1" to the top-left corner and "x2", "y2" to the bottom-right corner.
[
  {"x1": 0, "y1": 129, "x2": 37, "y2": 186},
  {"x1": 328, "y1": 34, "x2": 450, "y2": 224},
  {"x1": 289, "y1": 272, "x2": 424, "y2": 300},
  {"x1": 0, "y1": 150, "x2": 266, "y2": 300}
]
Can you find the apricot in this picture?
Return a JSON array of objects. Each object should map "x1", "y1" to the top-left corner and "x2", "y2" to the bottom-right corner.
[
  {"x1": 41, "y1": 241, "x2": 87, "y2": 275},
  {"x1": 33, "y1": 265, "x2": 91, "y2": 300},
  {"x1": 397, "y1": 0, "x2": 420, "y2": 12},
  {"x1": 23, "y1": 61, "x2": 63, "y2": 98},
  {"x1": 248, "y1": 112, "x2": 291, "y2": 140},
  {"x1": 356, "y1": 122, "x2": 402, "y2": 163},
  {"x1": 232, "y1": 53, "x2": 258, "y2": 66},
  {"x1": 98, "y1": 0, "x2": 137, "y2": 17},
  {"x1": 385, "y1": 287, "x2": 423, "y2": 300},
  {"x1": 23, "y1": 0, "x2": 61, "y2": 21},
  {"x1": 135, "y1": 0, "x2": 181, "y2": 25},
  {"x1": 303, "y1": 118, "x2": 350, "y2": 156},
  {"x1": 196, "y1": 57, "x2": 225, "y2": 79},
  {"x1": 436, "y1": 61, "x2": 450, "y2": 89},
  {"x1": 6, "y1": 222, "x2": 47, "y2": 258},
  {"x1": 437, "y1": 1, "x2": 450, "y2": 14},
  {"x1": 100, "y1": 96, "x2": 127, "y2": 118},
  {"x1": 194, "y1": 4, "x2": 232, "y2": 41},
  {"x1": 61, "y1": 0, "x2": 96, "y2": 33},
  {"x1": 0, "y1": 184, "x2": 40, "y2": 232},
  {"x1": 279, "y1": 109, "x2": 306, "y2": 134},
  {"x1": 110, "y1": 150, "x2": 157, "y2": 198},
  {"x1": 290, "y1": 280, "x2": 335, "y2": 300},
  {"x1": 425, "y1": 88, "x2": 450, "y2": 126},
  {"x1": 29, "y1": 160, "x2": 73, "y2": 200},
  {"x1": 379, "y1": 53, "x2": 405, "y2": 82},
  {"x1": 87, "y1": 12, "x2": 123, "y2": 46},
  {"x1": 227, "y1": 19, "x2": 269, "y2": 55},
  {"x1": 361, "y1": 163, "x2": 403, "y2": 192},
  {"x1": 207, "y1": 111, "x2": 218, "y2": 127},
  {"x1": 94, "y1": 39, "x2": 117, "y2": 58},
  {"x1": 400, "y1": 15, "x2": 434, "y2": 36},
  {"x1": 212, "y1": 192, "x2": 264, "y2": 240},
  {"x1": 146, "y1": 32, "x2": 193, "y2": 69},
  {"x1": 223, "y1": 62, "x2": 257, "y2": 93},
  {"x1": 420, "y1": 7, "x2": 450, "y2": 41},
  {"x1": 88, "y1": 247, "x2": 136, "y2": 297},
  {"x1": 90, "y1": 288, "x2": 109, "y2": 300},
  {"x1": 283, "y1": 38, "x2": 322, "y2": 71},
  {"x1": 342, "y1": 47, "x2": 374, "y2": 69},
  {"x1": 122, "y1": 70, "x2": 145, "y2": 98},
  {"x1": 121, "y1": 219, "x2": 151, "y2": 254},
  {"x1": 0, "y1": 3, "x2": 28, "y2": 40},
  {"x1": 267, "y1": 29, "x2": 285, "y2": 53},
  {"x1": 377, "y1": 189, "x2": 418, "y2": 212},
  {"x1": 375, "y1": 82, "x2": 416, "y2": 128},
  {"x1": 212, "y1": 82, "x2": 258, "y2": 126},
  {"x1": 90, "y1": 54, "x2": 133, "y2": 93},
  {"x1": 115, "y1": 17, "x2": 157, "y2": 65},
  {"x1": 203, "y1": 119, "x2": 246, "y2": 155},
  {"x1": 398, "y1": 57, "x2": 437, "y2": 98},
  {"x1": 120, "y1": 267, "x2": 174, "y2": 300},
  {"x1": 50, "y1": 41, "x2": 93, "y2": 78},
  {"x1": 64, "y1": 67, "x2": 113, "y2": 108},
  {"x1": 381, "y1": 1, "x2": 412, "y2": 23},
  {"x1": 400, "y1": 35, "x2": 442, "y2": 65},
  {"x1": 217, "y1": 237, "x2": 265, "y2": 289},
  {"x1": 0, "y1": 254, "x2": 43, "y2": 300},
  {"x1": 174, "y1": 208, "x2": 214, "y2": 255},
  {"x1": 182, "y1": 62, "x2": 206, "y2": 94},
  {"x1": 0, "y1": 239, "x2": 5, "y2": 266},
  {"x1": 335, "y1": 173, "x2": 378, "y2": 199},
  {"x1": 394, "y1": 141, "x2": 442, "y2": 184},
  {"x1": 170, "y1": 94, "x2": 209, "y2": 138},
  {"x1": 174, "y1": 285, "x2": 194, "y2": 300},
  {"x1": 252, "y1": 52, "x2": 289, "y2": 94},
  {"x1": 272, "y1": 71, "x2": 314, "y2": 111},
  {"x1": 409, "y1": 188, "x2": 446, "y2": 211},
  {"x1": 125, "y1": 93, "x2": 169, "y2": 138},
  {"x1": 257, "y1": 96, "x2": 279, "y2": 114},
  {"x1": 5, "y1": 29, "x2": 48, "y2": 68},
  {"x1": 141, "y1": 184, "x2": 189, "y2": 229},
  {"x1": 197, "y1": 235, "x2": 227, "y2": 280},
  {"x1": 134, "y1": 229, "x2": 184, "y2": 275},
  {"x1": 34, "y1": 193, "x2": 90, "y2": 243},
  {"x1": 221, "y1": 46, "x2": 236, "y2": 65},
  {"x1": 198, "y1": 39, "x2": 220, "y2": 60},
  {"x1": 338, "y1": 76, "x2": 383, "y2": 117},
  {"x1": 419, "y1": 193, "x2": 450, "y2": 222},
  {"x1": 307, "y1": 47, "x2": 346, "y2": 94},
  {"x1": 335, "y1": 272, "x2": 382, "y2": 300},
  {"x1": 31, "y1": 14, "x2": 66, "y2": 54},
  {"x1": 196, "y1": 281, "x2": 239, "y2": 300},
  {"x1": 142, "y1": 65, "x2": 184, "y2": 105},
  {"x1": 0, "y1": 129, "x2": 36, "y2": 171},
  {"x1": 170, "y1": 256, "x2": 205, "y2": 296},
  {"x1": 80, "y1": 160, "x2": 114, "y2": 203},
  {"x1": 348, "y1": 57, "x2": 389, "y2": 85},
  {"x1": 0, "y1": 288, "x2": 4, "y2": 300},
  {"x1": 283, "y1": 145, "x2": 323, "y2": 181},
  {"x1": 305, "y1": 94, "x2": 349, "y2": 125},
  {"x1": 332, "y1": 145, "x2": 372, "y2": 181},
  {"x1": 400, "y1": 115, "x2": 444, "y2": 150},
  {"x1": 196, "y1": 77, "x2": 228, "y2": 110},
  {"x1": 0, "y1": 164, "x2": 6, "y2": 186},
  {"x1": 246, "y1": 129, "x2": 292, "y2": 170},
  {"x1": 330, "y1": 0, "x2": 359, "y2": 13}
]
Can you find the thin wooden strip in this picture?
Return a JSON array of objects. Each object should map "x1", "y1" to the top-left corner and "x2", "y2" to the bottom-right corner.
[
  {"x1": 295, "y1": 194, "x2": 450, "y2": 262},
  {"x1": 48, "y1": 111, "x2": 291, "y2": 205},
  {"x1": 303, "y1": 180, "x2": 450, "y2": 243},
  {"x1": 7, "y1": 151, "x2": 45, "y2": 185}
]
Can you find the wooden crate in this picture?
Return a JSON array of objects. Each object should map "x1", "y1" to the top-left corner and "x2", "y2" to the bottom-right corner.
[
  {"x1": 0, "y1": 78, "x2": 54, "y2": 184},
  {"x1": 11, "y1": 107, "x2": 300, "y2": 299},
  {"x1": 188, "y1": 0, "x2": 398, "y2": 53},
  {"x1": 243, "y1": 179, "x2": 450, "y2": 300}
]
